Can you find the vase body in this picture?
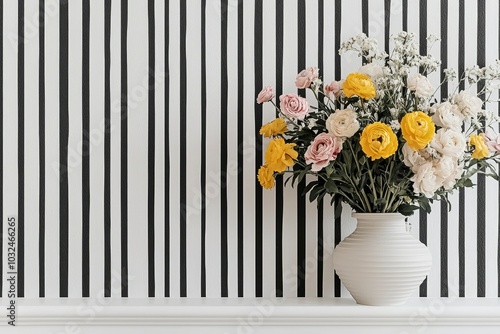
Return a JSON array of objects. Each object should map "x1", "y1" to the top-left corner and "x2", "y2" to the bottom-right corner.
[{"x1": 331, "y1": 213, "x2": 432, "y2": 306}]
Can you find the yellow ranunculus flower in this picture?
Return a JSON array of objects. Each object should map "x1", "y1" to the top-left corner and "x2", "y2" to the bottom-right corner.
[
  {"x1": 469, "y1": 134, "x2": 489, "y2": 159},
  {"x1": 401, "y1": 111, "x2": 435, "y2": 150},
  {"x1": 342, "y1": 72, "x2": 377, "y2": 100},
  {"x1": 259, "y1": 118, "x2": 288, "y2": 138},
  {"x1": 360, "y1": 122, "x2": 398, "y2": 160},
  {"x1": 264, "y1": 138, "x2": 298, "y2": 172},
  {"x1": 257, "y1": 164, "x2": 275, "y2": 189}
]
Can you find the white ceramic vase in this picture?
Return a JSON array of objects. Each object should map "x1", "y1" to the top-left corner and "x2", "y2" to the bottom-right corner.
[{"x1": 331, "y1": 213, "x2": 432, "y2": 306}]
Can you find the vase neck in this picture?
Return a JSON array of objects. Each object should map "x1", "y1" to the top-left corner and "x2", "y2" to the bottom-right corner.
[{"x1": 353, "y1": 213, "x2": 407, "y2": 233}]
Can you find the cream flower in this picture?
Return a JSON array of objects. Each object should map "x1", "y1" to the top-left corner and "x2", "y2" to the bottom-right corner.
[
  {"x1": 407, "y1": 73, "x2": 434, "y2": 98},
  {"x1": 402, "y1": 143, "x2": 427, "y2": 172},
  {"x1": 358, "y1": 62, "x2": 384, "y2": 79},
  {"x1": 326, "y1": 108, "x2": 360, "y2": 139},
  {"x1": 411, "y1": 161, "x2": 441, "y2": 197},
  {"x1": 453, "y1": 90, "x2": 483, "y2": 119},
  {"x1": 430, "y1": 101, "x2": 464, "y2": 131},
  {"x1": 430, "y1": 128, "x2": 466, "y2": 159}
]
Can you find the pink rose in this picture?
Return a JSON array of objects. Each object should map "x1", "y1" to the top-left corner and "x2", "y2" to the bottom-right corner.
[
  {"x1": 324, "y1": 81, "x2": 342, "y2": 99},
  {"x1": 482, "y1": 133, "x2": 500, "y2": 152},
  {"x1": 279, "y1": 94, "x2": 310, "y2": 120},
  {"x1": 256, "y1": 86, "x2": 274, "y2": 104},
  {"x1": 295, "y1": 67, "x2": 319, "y2": 89},
  {"x1": 304, "y1": 133, "x2": 343, "y2": 171}
]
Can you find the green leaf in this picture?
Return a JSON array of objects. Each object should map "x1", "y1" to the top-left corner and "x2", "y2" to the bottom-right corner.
[{"x1": 325, "y1": 179, "x2": 338, "y2": 193}]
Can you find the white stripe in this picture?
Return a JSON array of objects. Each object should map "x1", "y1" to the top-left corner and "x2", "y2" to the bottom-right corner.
[
  {"x1": 153, "y1": 0, "x2": 166, "y2": 299},
  {"x1": 368, "y1": 0, "x2": 386, "y2": 43},
  {"x1": 281, "y1": 0, "x2": 298, "y2": 298},
  {"x1": 110, "y1": 0, "x2": 123, "y2": 298},
  {"x1": 88, "y1": 0, "x2": 105, "y2": 299},
  {"x1": 2, "y1": 0, "x2": 19, "y2": 299},
  {"x1": 205, "y1": 0, "x2": 222, "y2": 298},
  {"x1": 67, "y1": 0, "x2": 83, "y2": 298},
  {"x1": 185, "y1": 0, "x2": 201, "y2": 298},
  {"x1": 304, "y1": 0, "x2": 319, "y2": 298},
  {"x1": 167, "y1": 0, "x2": 181, "y2": 298},
  {"x1": 43, "y1": 0, "x2": 60, "y2": 298},
  {"x1": 126, "y1": 0, "x2": 149, "y2": 298},
  {"x1": 23, "y1": 0, "x2": 40, "y2": 299},
  {"x1": 262, "y1": 0, "x2": 276, "y2": 298},
  {"x1": 242, "y1": 0, "x2": 256, "y2": 298}
]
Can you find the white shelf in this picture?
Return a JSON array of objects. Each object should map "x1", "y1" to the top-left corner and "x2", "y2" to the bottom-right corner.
[{"x1": 2, "y1": 298, "x2": 500, "y2": 333}]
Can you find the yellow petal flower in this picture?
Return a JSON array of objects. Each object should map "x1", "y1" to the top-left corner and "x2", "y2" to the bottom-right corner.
[
  {"x1": 469, "y1": 134, "x2": 489, "y2": 159},
  {"x1": 259, "y1": 118, "x2": 288, "y2": 138},
  {"x1": 360, "y1": 122, "x2": 398, "y2": 160},
  {"x1": 342, "y1": 72, "x2": 376, "y2": 100},
  {"x1": 264, "y1": 138, "x2": 298, "y2": 172},
  {"x1": 257, "y1": 164, "x2": 275, "y2": 189},
  {"x1": 401, "y1": 111, "x2": 435, "y2": 150}
]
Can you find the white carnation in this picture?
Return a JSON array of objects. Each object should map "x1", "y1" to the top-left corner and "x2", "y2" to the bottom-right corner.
[
  {"x1": 430, "y1": 101, "x2": 464, "y2": 131},
  {"x1": 407, "y1": 73, "x2": 434, "y2": 98},
  {"x1": 453, "y1": 90, "x2": 483, "y2": 119},
  {"x1": 434, "y1": 156, "x2": 461, "y2": 190},
  {"x1": 411, "y1": 162, "x2": 442, "y2": 197},
  {"x1": 358, "y1": 63, "x2": 384, "y2": 79},
  {"x1": 402, "y1": 143, "x2": 426, "y2": 172},
  {"x1": 326, "y1": 108, "x2": 360, "y2": 139},
  {"x1": 430, "y1": 128, "x2": 466, "y2": 159}
]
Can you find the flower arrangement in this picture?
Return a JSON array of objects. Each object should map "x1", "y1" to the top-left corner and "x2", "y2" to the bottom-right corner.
[{"x1": 257, "y1": 32, "x2": 500, "y2": 216}]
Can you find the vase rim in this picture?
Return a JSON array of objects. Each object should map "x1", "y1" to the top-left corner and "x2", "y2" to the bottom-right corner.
[{"x1": 352, "y1": 212, "x2": 404, "y2": 218}]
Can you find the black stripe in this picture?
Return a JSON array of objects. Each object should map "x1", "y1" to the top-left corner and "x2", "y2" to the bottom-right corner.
[
  {"x1": 164, "y1": 0, "x2": 170, "y2": 298},
  {"x1": 440, "y1": 0, "x2": 448, "y2": 298},
  {"x1": 418, "y1": 0, "x2": 427, "y2": 298},
  {"x1": 317, "y1": 0, "x2": 324, "y2": 298},
  {"x1": 220, "y1": 0, "x2": 229, "y2": 298},
  {"x1": 104, "y1": 0, "x2": 112, "y2": 298},
  {"x1": 458, "y1": 0, "x2": 465, "y2": 298},
  {"x1": 82, "y1": 0, "x2": 90, "y2": 298},
  {"x1": 59, "y1": 0, "x2": 69, "y2": 298},
  {"x1": 180, "y1": 0, "x2": 187, "y2": 297},
  {"x1": 38, "y1": 0, "x2": 45, "y2": 298},
  {"x1": 297, "y1": 0, "x2": 306, "y2": 298},
  {"x1": 333, "y1": 0, "x2": 341, "y2": 298},
  {"x1": 120, "y1": 0, "x2": 129, "y2": 297},
  {"x1": 0, "y1": 0, "x2": 3, "y2": 298},
  {"x1": 254, "y1": 0, "x2": 263, "y2": 298},
  {"x1": 275, "y1": 0, "x2": 284, "y2": 298},
  {"x1": 384, "y1": 0, "x2": 390, "y2": 54},
  {"x1": 476, "y1": 0, "x2": 486, "y2": 298},
  {"x1": 362, "y1": 0, "x2": 368, "y2": 36},
  {"x1": 148, "y1": 0, "x2": 156, "y2": 298},
  {"x1": 236, "y1": 0, "x2": 244, "y2": 298},
  {"x1": 402, "y1": 0, "x2": 407, "y2": 31},
  {"x1": 200, "y1": 0, "x2": 206, "y2": 298},
  {"x1": 18, "y1": 0, "x2": 25, "y2": 299}
]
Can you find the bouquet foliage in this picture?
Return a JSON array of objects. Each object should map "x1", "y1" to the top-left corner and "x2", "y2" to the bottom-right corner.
[{"x1": 257, "y1": 32, "x2": 500, "y2": 216}]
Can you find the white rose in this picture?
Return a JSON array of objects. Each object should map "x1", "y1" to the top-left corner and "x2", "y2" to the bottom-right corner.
[
  {"x1": 434, "y1": 156, "x2": 461, "y2": 190},
  {"x1": 407, "y1": 73, "x2": 434, "y2": 98},
  {"x1": 453, "y1": 90, "x2": 483, "y2": 119},
  {"x1": 430, "y1": 101, "x2": 464, "y2": 131},
  {"x1": 326, "y1": 108, "x2": 360, "y2": 139},
  {"x1": 430, "y1": 128, "x2": 466, "y2": 159},
  {"x1": 402, "y1": 143, "x2": 427, "y2": 172},
  {"x1": 358, "y1": 63, "x2": 384, "y2": 79},
  {"x1": 411, "y1": 161, "x2": 442, "y2": 197}
]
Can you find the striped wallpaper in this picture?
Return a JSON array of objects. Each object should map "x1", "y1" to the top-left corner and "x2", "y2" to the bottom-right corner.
[{"x1": 1, "y1": 0, "x2": 500, "y2": 299}]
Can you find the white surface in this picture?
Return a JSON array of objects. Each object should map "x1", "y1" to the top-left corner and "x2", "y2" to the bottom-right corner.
[{"x1": 1, "y1": 298, "x2": 499, "y2": 333}]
